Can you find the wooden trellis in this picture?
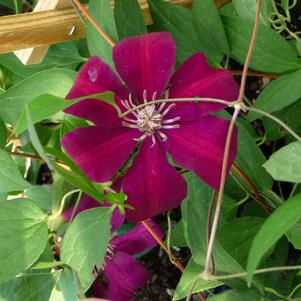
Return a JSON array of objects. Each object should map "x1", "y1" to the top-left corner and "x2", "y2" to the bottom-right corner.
[{"x1": 0, "y1": 0, "x2": 229, "y2": 65}]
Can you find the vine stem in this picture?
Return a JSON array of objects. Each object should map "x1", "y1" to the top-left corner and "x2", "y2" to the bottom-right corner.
[
  {"x1": 120, "y1": 97, "x2": 235, "y2": 118},
  {"x1": 206, "y1": 264, "x2": 301, "y2": 281},
  {"x1": 244, "y1": 105, "x2": 301, "y2": 142},
  {"x1": 141, "y1": 220, "x2": 207, "y2": 301},
  {"x1": 232, "y1": 163, "x2": 273, "y2": 213},
  {"x1": 230, "y1": 70, "x2": 279, "y2": 79},
  {"x1": 203, "y1": 104, "x2": 241, "y2": 275},
  {"x1": 203, "y1": 0, "x2": 262, "y2": 277},
  {"x1": 237, "y1": 0, "x2": 262, "y2": 103}
]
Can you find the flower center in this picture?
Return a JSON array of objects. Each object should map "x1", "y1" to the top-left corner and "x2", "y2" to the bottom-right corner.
[
  {"x1": 136, "y1": 105, "x2": 162, "y2": 134},
  {"x1": 121, "y1": 90, "x2": 180, "y2": 145}
]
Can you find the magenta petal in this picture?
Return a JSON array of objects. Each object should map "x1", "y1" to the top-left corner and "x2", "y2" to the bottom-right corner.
[
  {"x1": 65, "y1": 56, "x2": 127, "y2": 127},
  {"x1": 103, "y1": 251, "x2": 149, "y2": 301},
  {"x1": 122, "y1": 139, "x2": 187, "y2": 223},
  {"x1": 168, "y1": 53, "x2": 239, "y2": 120},
  {"x1": 65, "y1": 100, "x2": 122, "y2": 129},
  {"x1": 62, "y1": 126, "x2": 138, "y2": 182},
  {"x1": 113, "y1": 32, "x2": 176, "y2": 101},
  {"x1": 111, "y1": 219, "x2": 163, "y2": 255},
  {"x1": 164, "y1": 115, "x2": 237, "y2": 190},
  {"x1": 92, "y1": 280, "x2": 109, "y2": 300},
  {"x1": 67, "y1": 56, "x2": 127, "y2": 99}
]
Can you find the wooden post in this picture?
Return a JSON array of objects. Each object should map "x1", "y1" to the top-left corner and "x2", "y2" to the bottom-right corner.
[{"x1": 14, "y1": 0, "x2": 73, "y2": 65}]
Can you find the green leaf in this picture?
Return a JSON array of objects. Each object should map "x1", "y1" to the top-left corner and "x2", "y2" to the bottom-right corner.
[
  {"x1": 218, "y1": 217, "x2": 264, "y2": 267},
  {"x1": 114, "y1": 0, "x2": 147, "y2": 40},
  {"x1": 0, "y1": 69, "x2": 76, "y2": 126},
  {"x1": 0, "y1": 199, "x2": 49, "y2": 283},
  {"x1": 192, "y1": 0, "x2": 230, "y2": 56},
  {"x1": 49, "y1": 270, "x2": 78, "y2": 301},
  {"x1": 247, "y1": 193, "x2": 301, "y2": 284},
  {"x1": 0, "y1": 119, "x2": 7, "y2": 148},
  {"x1": 0, "y1": 272, "x2": 58, "y2": 301},
  {"x1": 181, "y1": 173, "x2": 250, "y2": 290},
  {"x1": 209, "y1": 290, "x2": 264, "y2": 301},
  {"x1": 148, "y1": 0, "x2": 202, "y2": 63},
  {"x1": 60, "y1": 116, "x2": 89, "y2": 137},
  {"x1": 15, "y1": 91, "x2": 115, "y2": 134},
  {"x1": 0, "y1": 44, "x2": 84, "y2": 80},
  {"x1": 169, "y1": 220, "x2": 187, "y2": 248},
  {"x1": 87, "y1": 0, "x2": 118, "y2": 68},
  {"x1": 222, "y1": 15, "x2": 301, "y2": 73},
  {"x1": 234, "y1": 120, "x2": 273, "y2": 190},
  {"x1": 26, "y1": 108, "x2": 54, "y2": 171},
  {"x1": 173, "y1": 258, "x2": 221, "y2": 300},
  {"x1": 262, "y1": 101, "x2": 301, "y2": 141},
  {"x1": 248, "y1": 70, "x2": 301, "y2": 121},
  {"x1": 263, "y1": 142, "x2": 301, "y2": 183},
  {"x1": 25, "y1": 185, "x2": 52, "y2": 212},
  {"x1": 61, "y1": 207, "x2": 112, "y2": 291},
  {"x1": 0, "y1": 150, "x2": 30, "y2": 193},
  {"x1": 232, "y1": 0, "x2": 273, "y2": 26},
  {"x1": 287, "y1": 221, "x2": 301, "y2": 250}
]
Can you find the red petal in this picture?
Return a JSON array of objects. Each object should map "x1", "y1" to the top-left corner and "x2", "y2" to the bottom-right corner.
[
  {"x1": 122, "y1": 139, "x2": 187, "y2": 223},
  {"x1": 164, "y1": 115, "x2": 238, "y2": 190},
  {"x1": 111, "y1": 219, "x2": 163, "y2": 255},
  {"x1": 103, "y1": 251, "x2": 149, "y2": 301},
  {"x1": 65, "y1": 56, "x2": 128, "y2": 127},
  {"x1": 167, "y1": 53, "x2": 239, "y2": 121},
  {"x1": 113, "y1": 32, "x2": 176, "y2": 101},
  {"x1": 62, "y1": 126, "x2": 138, "y2": 182}
]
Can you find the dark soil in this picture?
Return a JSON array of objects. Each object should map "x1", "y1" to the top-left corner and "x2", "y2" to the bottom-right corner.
[{"x1": 133, "y1": 247, "x2": 190, "y2": 301}]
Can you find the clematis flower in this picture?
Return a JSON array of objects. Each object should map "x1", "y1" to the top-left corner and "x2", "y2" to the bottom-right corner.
[
  {"x1": 63, "y1": 196, "x2": 163, "y2": 301},
  {"x1": 62, "y1": 32, "x2": 239, "y2": 223}
]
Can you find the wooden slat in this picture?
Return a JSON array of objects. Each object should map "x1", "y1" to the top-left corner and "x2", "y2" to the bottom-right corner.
[
  {"x1": 0, "y1": 0, "x2": 228, "y2": 55},
  {"x1": 14, "y1": 0, "x2": 73, "y2": 64}
]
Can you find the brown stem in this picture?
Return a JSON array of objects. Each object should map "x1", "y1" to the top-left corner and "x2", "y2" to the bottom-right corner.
[
  {"x1": 141, "y1": 220, "x2": 207, "y2": 301},
  {"x1": 231, "y1": 163, "x2": 273, "y2": 213},
  {"x1": 204, "y1": 0, "x2": 262, "y2": 276},
  {"x1": 207, "y1": 191, "x2": 217, "y2": 273},
  {"x1": 237, "y1": 0, "x2": 262, "y2": 103},
  {"x1": 204, "y1": 105, "x2": 240, "y2": 275},
  {"x1": 10, "y1": 151, "x2": 42, "y2": 160},
  {"x1": 230, "y1": 70, "x2": 279, "y2": 79},
  {"x1": 71, "y1": 0, "x2": 116, "y2": 47}
]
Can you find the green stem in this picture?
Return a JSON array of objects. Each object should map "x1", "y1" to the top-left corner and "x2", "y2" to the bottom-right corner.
[
  {"x1": 244, "y1": 105, "x2": 301, "y2": 142},
  {"x1": 119, "y1": 97, "x2": 235, "y2": 118},
  {"x1": 167, "y1": 210, "x2": 176, "y2": 265}
]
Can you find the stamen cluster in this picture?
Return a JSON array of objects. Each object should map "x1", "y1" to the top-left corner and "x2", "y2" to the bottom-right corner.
[{"x1": 121, "y1": 90, "x2": 180, "y2": 145}]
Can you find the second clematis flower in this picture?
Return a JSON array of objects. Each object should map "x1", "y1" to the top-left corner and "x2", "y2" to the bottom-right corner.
[
  {"x1": 63, "y1": 196, "x2": 164, "y2": 301},
  {"x1": 62, "y1": 32, "x2": 239, "y2": 223}
]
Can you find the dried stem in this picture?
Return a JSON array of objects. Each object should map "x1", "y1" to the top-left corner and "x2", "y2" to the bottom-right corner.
[
  {"x1": 230, "y1": 70, "x2": 279, "y2": 79},
  {"x1": 204, "y1": 105, "x2": 241, "y2": 275},
  {"x1": 141, "y1": 220, "x2": 207, "y2": 301},
  {"x1": 206, "y1": 190, "x2": 217, "y2": 273},
  {"x1": 232, "y1": 163, "x2": 273, "y2": 213},
  {"x1": 71, "y1": 0, "x2": 116, "y2": 47},
  {"x1": 237, "y1": 0, "x2": 262, "y2": 103},
  {"x1": 203, "y1": 0, "x2": 262, "y2": 276},
  {"x1": 10, "y1": 151, "x2": 42, "y2": 160}
]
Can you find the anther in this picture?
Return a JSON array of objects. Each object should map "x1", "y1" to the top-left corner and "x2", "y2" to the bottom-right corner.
[
  {"x1": 161, "y1": 103, "x2": 176, "y2": 117},
  {"x1": 163, "y1": 117, "x2": 181, "y2": 124}
]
